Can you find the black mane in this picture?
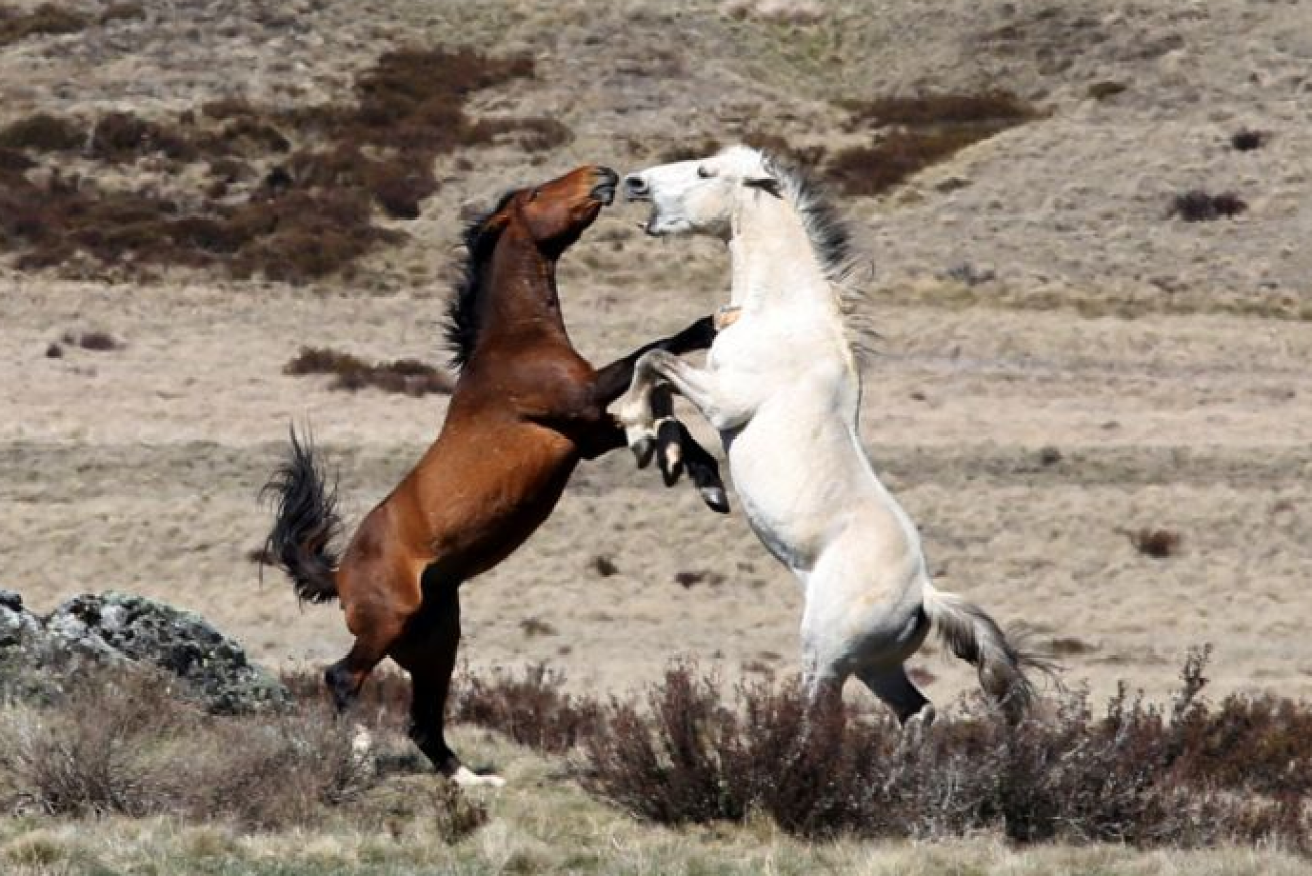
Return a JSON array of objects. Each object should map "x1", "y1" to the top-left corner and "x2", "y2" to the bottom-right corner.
[
  {"x1": 444, "y1": 189, "x2": 517, "y2": 370},
  {"x1": 762, "y1": 152, "x2": 854, "y2": 283}
]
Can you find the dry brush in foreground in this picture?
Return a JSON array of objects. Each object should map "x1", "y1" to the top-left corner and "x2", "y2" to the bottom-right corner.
[{"x1": 1, "y1": 652, "x2": 1308, "y2": 856}]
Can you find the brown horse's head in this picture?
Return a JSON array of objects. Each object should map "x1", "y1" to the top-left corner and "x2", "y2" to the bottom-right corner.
[
  {"x1": 479, "y1": 165, "x2": 618, "y2": 256},
  {"x1": 446, "y1": 166, "x2": 619, "y2": 368}
]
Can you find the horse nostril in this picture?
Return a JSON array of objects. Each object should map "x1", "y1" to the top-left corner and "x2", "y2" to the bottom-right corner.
[{"x1": 624, "y1": 175, "x2": 649, "y2": 197}]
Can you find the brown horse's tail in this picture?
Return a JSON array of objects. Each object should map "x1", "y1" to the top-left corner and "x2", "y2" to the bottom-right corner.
[{"x1": 260, "y1": 426, "x2": 342, "y2": 604}]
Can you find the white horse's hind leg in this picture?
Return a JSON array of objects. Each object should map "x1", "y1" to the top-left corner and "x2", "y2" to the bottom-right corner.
[{"x1": 854, "y1": 665, "x2": 933, "y2": 726}]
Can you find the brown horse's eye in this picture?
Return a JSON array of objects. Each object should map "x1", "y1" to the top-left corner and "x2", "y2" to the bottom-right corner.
[{"x1": 528, "y1": 189, "x2": 540, "y2": 201}]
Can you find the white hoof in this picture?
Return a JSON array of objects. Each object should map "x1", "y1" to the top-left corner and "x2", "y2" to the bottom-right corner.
[
  {"x1": 451, "y1": 766, "x2": 506, "y2": 788},
  {"x1": 351, "y1": 725, "x2": 374, "y2": 757}
]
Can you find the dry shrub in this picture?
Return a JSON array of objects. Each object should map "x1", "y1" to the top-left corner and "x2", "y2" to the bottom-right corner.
[
  {"x1": 1231, "y1": 129, "x2": 1267, "y2": 151},
  {"x1": 1087, "y1": 80, "x2": 1129, "y2": 101},
  {"x1": 1169, "y1": 190, "x2": 1247, "y2": 222},
  {"x1": 452, "y1": 664, "x2": 601, "y2": 755},
  {"x1": 0, "y1": 671, "x2": 185, "y2": 817},
  {"x1": 0, "y1": 667, "x2": 374, "y2": 828},
  {"x1": 843, "y1": 91, "x2": 1035, "y2": 129},
  {"x1": 826, "y1": 90, "x2": 1036, "y2": 197},
  {"x1": 0, "y1": 113, "x2": 83, "y2": 152},
  {"x1": 1127, "y1": 526, "x2": 1182, "y2": 558},
  {"x1": 0, "y1": 3, "x2": 88, "y2": 48},
  {"x1": 431, "y1": 781, "x2": 490, "y2": 844},
  {"x1": 0, "y1": 46, "x2": 570, "y2": 281},
  {"x1": 658, "y1": 137, "x2": 723, "y2": 164},
  {"x1": 577, "y1": 651, "x2": 1311, "y2": 850},
  {"x1": 61, "y1": 329, "x2": 122, "y2": 351},
  {"x1": 284, "y1": 345, "x2": 455, "y2": 396}
]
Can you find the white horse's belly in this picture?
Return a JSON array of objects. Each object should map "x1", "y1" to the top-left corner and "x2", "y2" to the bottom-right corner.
[{"x1": 725, "y1": 392, "x2": 883, "y2": 573}]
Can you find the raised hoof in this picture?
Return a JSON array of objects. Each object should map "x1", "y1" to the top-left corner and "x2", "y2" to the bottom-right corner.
[
  {"x1": 699, "y1": 485, "x2": 730, "y2": 514},
  {"x1": 451, "y1": 765, "x2": 506, "y2": 788},
  {"x1": 631, "y1": 437, "x2": 655, "y2": 469},
  {"x1": 657, "y1": 446, "x2": 684, "y2": 486}
]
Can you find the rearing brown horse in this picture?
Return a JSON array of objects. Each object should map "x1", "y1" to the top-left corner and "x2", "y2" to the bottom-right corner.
[{"x1": 262, "y1": 165, "x2": 724, "y2": 785}]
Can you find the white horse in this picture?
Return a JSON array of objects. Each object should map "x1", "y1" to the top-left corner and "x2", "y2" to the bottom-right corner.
[{"x1": 617, "y1": 145, "x2": 1043, "y2": 724}]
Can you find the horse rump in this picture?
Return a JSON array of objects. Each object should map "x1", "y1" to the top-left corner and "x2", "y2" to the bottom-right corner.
[{"x1": 260, "y1": 426, "x2": 343, "y2": 604}]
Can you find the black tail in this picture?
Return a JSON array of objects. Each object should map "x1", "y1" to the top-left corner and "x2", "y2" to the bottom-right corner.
[{"x1": 260, "y1": 426, "x2": 343, "y2": 604}]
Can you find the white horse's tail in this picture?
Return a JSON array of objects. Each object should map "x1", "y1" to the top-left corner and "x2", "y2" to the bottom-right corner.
[{"x1": 922, "y1": 582, "x2": 1045, "y2": 722}]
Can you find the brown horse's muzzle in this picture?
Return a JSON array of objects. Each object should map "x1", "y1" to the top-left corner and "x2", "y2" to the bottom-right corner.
[{"x1": 590, "y1": 167, "x2": 619, "y2": 205}]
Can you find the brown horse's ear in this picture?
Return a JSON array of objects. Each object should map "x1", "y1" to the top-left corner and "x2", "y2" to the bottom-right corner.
[{"x1": 744, "y1": 177, "x2": 783, "y2": 198}]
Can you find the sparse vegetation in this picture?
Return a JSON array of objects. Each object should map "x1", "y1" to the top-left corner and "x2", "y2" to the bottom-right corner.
[
  {"x1": 0, "y1": 47, "x2": 573, "y2": 282},
  {"x1": 825, "y1": 91, "x2": 1037, "y2": 196},
  {"x1": 283, "y1": 346, "x2": 454, "y2": 396},
  {"x1": 1170, "y1": 190, "x2": 1248, "y2": 222}
]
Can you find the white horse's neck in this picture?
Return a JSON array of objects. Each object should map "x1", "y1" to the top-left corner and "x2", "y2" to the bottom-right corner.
[{"x1": 728, "y1": 190, "x2": 840, "y2": 319}]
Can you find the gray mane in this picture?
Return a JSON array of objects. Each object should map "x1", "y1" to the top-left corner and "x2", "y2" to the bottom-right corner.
[{"x1": 759, "y1": 152, "x2": 857, "y2": 286}]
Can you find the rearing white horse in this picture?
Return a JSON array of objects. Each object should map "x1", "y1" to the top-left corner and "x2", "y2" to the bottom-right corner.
[{"x1": 618, "y1": 145, "x2": 1044, "y2": 724}]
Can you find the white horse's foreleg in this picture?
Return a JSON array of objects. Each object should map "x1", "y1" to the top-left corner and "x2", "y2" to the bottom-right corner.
[{"x1": 620, "y1": 350, "x2": 752, "y2": 434}]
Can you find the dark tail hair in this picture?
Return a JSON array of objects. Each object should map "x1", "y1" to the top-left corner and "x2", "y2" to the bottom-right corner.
[{"x1": 260, "y1": 426, "x2": 343, "y2": 604}]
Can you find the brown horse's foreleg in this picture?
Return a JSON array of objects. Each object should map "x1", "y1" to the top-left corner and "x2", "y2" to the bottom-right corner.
[{"x1": 589, "y1": 315, "x2": 715, "y2": 404}]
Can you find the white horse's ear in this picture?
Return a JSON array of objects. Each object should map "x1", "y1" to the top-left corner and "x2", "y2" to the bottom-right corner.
[{"x1": 743, "y1": 177, "x2": 783, "y2": 198}]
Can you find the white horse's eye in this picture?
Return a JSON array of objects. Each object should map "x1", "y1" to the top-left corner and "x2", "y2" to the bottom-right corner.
[{"x1": 696, "y1": 166, "x2": 712, "y2": 179}]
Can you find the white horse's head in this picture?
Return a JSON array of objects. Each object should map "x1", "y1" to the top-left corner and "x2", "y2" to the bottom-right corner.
[{"x1": 623, "y1": 145, "x2": 780, "y2": 239}]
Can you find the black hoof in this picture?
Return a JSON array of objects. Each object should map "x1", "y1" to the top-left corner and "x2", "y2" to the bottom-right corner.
[
  {"x1": 631, "y1": 438, "x2": 655, "y2": 468},
  {"x1": 699, "y1": 485, "x2": 730, "y2": 514}
]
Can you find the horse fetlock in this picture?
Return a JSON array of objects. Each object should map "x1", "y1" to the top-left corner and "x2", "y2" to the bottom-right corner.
[{"x1": 655, "y1": 417, "x2": 683, "y2": 484}]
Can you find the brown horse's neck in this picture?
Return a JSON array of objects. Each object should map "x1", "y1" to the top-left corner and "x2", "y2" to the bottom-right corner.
[{"x1": 471, "y1": 223, "x2": 573, "y2": 361}]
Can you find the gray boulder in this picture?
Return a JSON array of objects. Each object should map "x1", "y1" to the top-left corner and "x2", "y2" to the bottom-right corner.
[{"x1": 0, "y1": 590, "x2": 289, "y2": 714}]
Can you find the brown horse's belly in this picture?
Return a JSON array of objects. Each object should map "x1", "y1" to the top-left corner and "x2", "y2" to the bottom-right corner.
[{"x1": 405, "y1": 422, "x2": 580, "y2": 582}]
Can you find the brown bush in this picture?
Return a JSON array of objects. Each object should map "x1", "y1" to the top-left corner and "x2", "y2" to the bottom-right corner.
[
  {"x1": 825, "y1": 90, "x2": 1037, "y2": 197},
  {"x1": 1169, "y1": 190, "x2": 1248, "y2": 222},
  {"x1": 575, "y1": 651, "x2": 1311, "y2": 849},
  {"x1": 0, "y1": 113, "x2": 83, "y2": 152},
  {"x1": 1231, "y1": 129, "x2": 1267, "y2": 152},
  {"x1": 843, "y1": 91, "x2": 1035, "y2": 128},
  {"x1": 452, "y1": 663, "x2": 601, "y2": 755},
  {"x1": 1127, "y1": 526, "x2": 1183, "y2": 558},
  {"x1": 61, "y1": 329, "x2": 122, "y2": 351},
  {"x1": 284, "y1": 345, "x2": 455, "y2": 396},
  {"x1": 0, "y1": 3, "x2": 88, "y2": 48}
]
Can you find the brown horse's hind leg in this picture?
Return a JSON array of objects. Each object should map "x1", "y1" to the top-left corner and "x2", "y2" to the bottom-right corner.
[{"x1": 392, "y1": 579, "x2": 504, "y2": 787}]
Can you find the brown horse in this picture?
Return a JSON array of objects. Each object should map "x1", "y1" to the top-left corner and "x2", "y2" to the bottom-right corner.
[{"x1": 262, "y1": 165, "x2": 724, "y2": 785}]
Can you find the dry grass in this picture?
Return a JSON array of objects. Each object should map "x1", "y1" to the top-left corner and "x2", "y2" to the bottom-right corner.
[{"x1": 283, "y1": 346, "x2": 455, "y2": 397}]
